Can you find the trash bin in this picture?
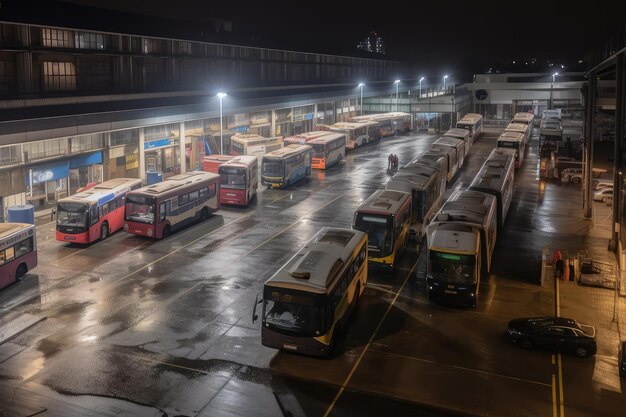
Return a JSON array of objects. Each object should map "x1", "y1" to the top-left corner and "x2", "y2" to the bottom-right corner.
[
  {"x1": 146, "y1": 171, "x2": 163, "y2": 185},
  {"x1": 582, "y1": 259, "x2": 593, "y2": 274},
  {"x1": 7, "y1": 204, "x2": 35, "y2": 224}
]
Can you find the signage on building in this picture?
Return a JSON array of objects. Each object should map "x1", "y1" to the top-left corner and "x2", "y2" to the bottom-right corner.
[
  {"x1": 27, "y1": 161, "x2": 70, "y2": 186},
  {"x1": 230, "y1": 126, "x2": 249, "y2": 133},
  {"x1": 126, "y1": 154, "x2": 138, "y2": 170},
  {"x1": 304, "y1": 113, "x2": 314, "y2": 120},
  {"x1": 144, "y1": 138, "x2": 179, "y2": 150}
]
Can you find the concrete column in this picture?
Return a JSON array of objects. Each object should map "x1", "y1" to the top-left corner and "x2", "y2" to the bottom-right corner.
[
  {"x1": 313, "y1": 104, "x2": 317, "y2": 129},
  {"x1": 139, "y1": 128, "x2": 146, "y2": 183},
  {"x1": 584, "y1": 75, "x2": 597, "y2": 219},
  {"x1": 271, "y1": 110, "x2": 276, "y2": 137},
  {"x1": 611, "y1": 53, "x2": 624, "y2": 250},
  {"x1": 180, "y1": 121, "x2": 186, "y2": 173}
]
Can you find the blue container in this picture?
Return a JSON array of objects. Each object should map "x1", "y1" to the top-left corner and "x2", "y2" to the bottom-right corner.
[
  {"x1": 7, "y1": 204, "x2": 35, "y2": 225},
  {"x1": 146, "y1": 171, "x2": 163, "y2": 185}
]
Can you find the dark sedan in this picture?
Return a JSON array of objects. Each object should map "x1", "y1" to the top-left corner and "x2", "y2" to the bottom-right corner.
[{"x1": 506, "y1": 316, "x2": 597, "y2": 358}]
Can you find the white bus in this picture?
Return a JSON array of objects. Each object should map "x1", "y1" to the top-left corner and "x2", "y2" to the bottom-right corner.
[
  {"x1": 230, "y1": 133, "x2": 283, "y2": 158},
  {"x1": 282, "y1": 131, "x2": 332, "y2": 146},
  {"x1": 432, "y1": 136, "x2": 466, "y2": 171},
  {"x1": 429, "y1": 144, "x2": 460, "y2": 183},
  {"x1": 0, "y1": 223, "x2": 37, "y2": 290},
  {"x1": 505, "y1": 122, "x2": 530, "y2": 144},
  {"x1": 443, "y1": 127, "x2": 471, "y2": 154},
  {"x1": 350, "y1": 112, "x2": 412, "y2": 137},
  {"x1": 496, "y1": 131, "x2": 526, "y2": 169},
  {"x1": 468, "y1": 147, "x2": 516, "y2": 231},
  {"x1": 512, "y1": 112, "x2": 535, "y2": 128},
  {"x1": 418, "y1": 149, "x2": 457, "y2": 184},
  {"x1": 426, "y1": 190, "x2": 498, "y2": 308},
  {"x1": 261, "y1": 144, "x2": 313, "y2": 189},
  {"x1": 386, "y1": 156, "x2": 447, "y2": 242},
  {"x1": 327, "y1": 121, "x2": 381, "y2": 150},
  {"x1": 456, "y1": 113, "x2": 483, "y2": 143},
  {"x1": 218, "y1": 155, "x2": 258, "y2": 207},
  {"x1": 254, "y1": 227, "x2": 368, "y2": 357},
  {"x1": 307, "y1": 132, "x2": 346, "y2": 169}
]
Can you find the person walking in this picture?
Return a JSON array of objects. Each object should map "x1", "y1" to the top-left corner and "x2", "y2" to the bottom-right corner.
[
  {"x1": 553, "y1": 249, "x2": 563, "y2": 279},
  {"x1": 388, "y1": 153, "x2": 393, "y2": 171}
]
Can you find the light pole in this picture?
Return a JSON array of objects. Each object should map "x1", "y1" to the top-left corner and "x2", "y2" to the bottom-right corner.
[
  {"x1": 550, "y1": 72, "x2": 558, "y2": 109},
  {"x1": 419, "y1": 76, "x2": 424, "y2": 99},
  {"x1": 450, "y1": 97, "x2": 455, "y2": 129},
  {"x1": 358, "y1": 82, "x2": 365, "y2": 115},
  {"x1": 217, "y1": 92, "x2": 227, "y2": 154},
  {"x1": 394, "y1": 79, "x2": 400, "y2": 111},
  {"x1": 443, "y1": 75, "x2": 448, "y2": 93}
]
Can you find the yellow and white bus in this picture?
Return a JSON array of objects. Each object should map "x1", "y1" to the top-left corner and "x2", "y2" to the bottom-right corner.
[
  {"x1": 353, "y1": 189, "x2": 411, "y2": 270},
  {"x1": 254, "y1": 227, "x2": 368, "y2": 357},
  {"x1": 349, "y1": 112, "x2": 412, "y2": 137},
  {"x1": 230, "y1": 133, "x2": 283, "y2": 158},
  {"x1": 327, "y1": 121, "x2": 381, "y2": 150}
]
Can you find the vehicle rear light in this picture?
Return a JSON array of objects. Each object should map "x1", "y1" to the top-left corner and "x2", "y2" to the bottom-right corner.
[{"x1": 147, "y1": 228, "x2": 153, "y2": 237}]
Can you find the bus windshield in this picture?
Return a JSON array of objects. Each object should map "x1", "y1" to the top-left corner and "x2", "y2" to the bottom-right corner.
[
  {"x1": 57, "y1": 202, "x2": 89, "y2": 229},
  {"x1": 263, "y1": 160, "x2": 283, "y2": 177},
  {"x1": 262, "y1": 288, "x2": 326, "y2": 336},
  {"x1": 354, "y1": 213, "x2": 393, "y2": 257},
  {"x1": 125, "y1": 195, "x2": 156, "y2": 224},
  {"x1": 220, "y1": 166, "x2": 246, "y2": 189},
  {"x1": 311, "y1": 143, "x2": 326, "y2": 158},
  {"x1": 429, "y1": 251, "x2": 475, "y2": 283}
]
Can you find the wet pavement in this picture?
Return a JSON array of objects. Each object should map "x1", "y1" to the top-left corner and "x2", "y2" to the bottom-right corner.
[{"x1": 0, "y1": 128, "x2": 625, "y2": 417}]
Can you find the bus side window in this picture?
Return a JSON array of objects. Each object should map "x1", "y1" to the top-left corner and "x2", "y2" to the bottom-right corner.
[
  {"x1": 159, "y1": 202, "x2": 166, "y2": 223},
  {"x1": 14, "y1": 238, "x2": 32, "y2": 258},
  {"x1": 0, "y1": 249, "x2": 5, "y2": 265}
]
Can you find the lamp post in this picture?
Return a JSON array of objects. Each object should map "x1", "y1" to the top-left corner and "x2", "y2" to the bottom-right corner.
[
  {"x1": 394, "y1": 79, "x2": 400, "y2": 111},
  {"x1": 550, "y1": 72, "x2": 558, "y2": 109},
  {"x1": 217, "y1": 92, "x2": 227, "y2": 154},
  {"x1": 443, "y1": 74, "x2": 448, "y2": 93},
  {"x1": 419, "y1": 76, "x2": 424, "y2": 99},
  {"x1": 450, "y1": 97, "x2": 455, "y2": 129},
  {"x1": 358, "y1": 82, "x2": 365, "y2": 115}
]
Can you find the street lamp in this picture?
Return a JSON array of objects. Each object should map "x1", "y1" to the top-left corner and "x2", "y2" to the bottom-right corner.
[
  {"x1": 443, "y1": 75, "x2": 448, "y2": 92},
  {"x1": 358, "y1": 82, "x2": 365, "y2": 115},
  {"x1": 550, "y1": 72, "x2": 558, "y2": 109},
  {"x1": 394, "y1": 79, "x2": 400, "y2": 111},
  {"x1": 419, "y1": 76, "x2": 424, "y2": 99},
  {"x1": 217, "y1": 92, "x2": 227, "y2": 154}
]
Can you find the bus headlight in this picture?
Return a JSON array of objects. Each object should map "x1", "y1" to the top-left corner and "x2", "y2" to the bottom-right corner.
[
  {"x1": 147, "y1": 228, "x2": 153, "y2": 237},
  {"x1": 123, "y1": 223, "x2": 129, "y2": 231}
]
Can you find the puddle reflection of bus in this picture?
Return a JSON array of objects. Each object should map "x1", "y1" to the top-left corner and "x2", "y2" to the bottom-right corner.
[
  {"x1": 261, "y1": 144, "x2": 312, "y2": 189},
  {"x1": 253, "y1": 227, "x2": 368, "y2": 357},
  {"x1": 0, "y1": 223, "x2": 37, "y2": 290},
  {"x1": 218, "y1": 155, "x2": 258, "y2": 206},
  {"x1": 56, "y1": 178, "x2": 142, "y2": 244},
  {"x1": 124, "y1": 172, "x2": 220, "y2": 239}
]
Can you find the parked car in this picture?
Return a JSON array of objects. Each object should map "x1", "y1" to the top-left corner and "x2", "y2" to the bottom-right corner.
[
  {"x1": 506, "y1": 316, "x2": 597, "y2": 358},
  {"x1": 593, "y1": 188, "x2": 614, "y2": 202},
  {"x1": 619, "y1": 341, "x2": 626, "y2": 377},
  {"x1": 561, "y1": 168, "x2": 583, "y2": 184},
  {"x1": 592, "y1": 179, "x2": 613, "y2": 191}
]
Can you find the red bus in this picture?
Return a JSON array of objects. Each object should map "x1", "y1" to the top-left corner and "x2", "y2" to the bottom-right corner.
[
  {"x1": 56, "y1": 178, "x2": 142, "y2": 244},
  {"x1": 0, "y1": 223, "x2": 37, "y2": 290},
  {"x1": 218, "y1": 155, "x2": 258, "y2": 206},
  {"x1": 124, "y1": 171, "x2": 220, "y2": 239},
  {"x1": 203, "y1": 154, "x2": 234, "y2": 174}
]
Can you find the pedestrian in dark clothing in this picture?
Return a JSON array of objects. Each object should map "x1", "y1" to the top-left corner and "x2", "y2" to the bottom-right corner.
[
  {"x1": 388, "y1": 153, "x2": 393, "y2": 171},
  {"x1": 51, "y1": 207, "x2": 56, "y2": 222}
]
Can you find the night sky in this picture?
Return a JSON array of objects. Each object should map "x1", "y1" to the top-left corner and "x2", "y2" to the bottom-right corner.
[{"x1": 15, "y1": 1, "x2": 626, "y2": 80}]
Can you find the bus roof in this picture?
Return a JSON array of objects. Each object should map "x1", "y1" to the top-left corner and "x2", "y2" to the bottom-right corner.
[
  {"x1": 505, "y1": 122, "x2": 529, "y2": 132},
  {"x1": 264, "y1": 227, "x2": 367, "y2": 293},
  {"x1": 434, "y1": 190, "x2": 496, "y2": 226},
  {"x1": 469, "y1": 153, "x2": 514, "y2": 191},
  {"x1": 329, "y1": 121, "x2": 378, "y2": 130},
  {"x1": 283, "y1": 131, "x2": 337, "y2": 143},
  {"x1": 58, "y1": 178, "x2": 141, "y2": 206},
  {"x1": 443, "y1": 128, "x2": 470, "y2": 139},
  {"x1": 350, "y1": 112, "x2": 411, "y2": 122},
  {"x1": 306, "y1": 132, "x2": 345, "y2": 145},
  {"x1": 0, "y1": 222, "x2": 33, "y2": 239},
  {"x1": 219, "y1": 155, "x2": 257, "y2": 169},
  {"x1": 498, "y1": 131, "x2": 524, "y2": 141},
  {"x1": 132, "y1": 172, "x2": 219, "y2": 196},
  {"x1": 513, "y1": 112, "x2": 534, "y2": 123},
  {"x1": 387, "y1": 164, "x2": 439, "y2": 192},
  {"x1": 204, "y1": 155, "x2": 234, "y2": 163},
  {"x1": 263, "y1": 143, "x2": 311, "y2": 159},
  {"x1": 457, "y1": 113, "x2": 483, "y2": 123},
  {"x1": 434, "y1": 136, "x2": 464, "y2": 148},
  {"x1": 356, "y1": 189, "x2": 411, "y2": 216},
  {"x1": 231, "y1": 133, "x2": 282, "y2": 144}
]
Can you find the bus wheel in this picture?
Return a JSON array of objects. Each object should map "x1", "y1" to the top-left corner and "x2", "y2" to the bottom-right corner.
[
  {"x1": 200, "y1": 207, "x2": 209, "y2": 221},
  {"x1": 100, "y1": 222, "x2": 109, "y2": 240},
  {"x1": 16, "y1": 263, "x2": 27, "y2": 280},
  {"x1": 163, "y1": 225, "x2": 171, "y2": 238}
]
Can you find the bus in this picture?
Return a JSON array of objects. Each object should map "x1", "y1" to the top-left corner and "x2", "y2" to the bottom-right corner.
[
  {"x1": 512, "y1": 112, "x2": 535, "y2": 129},
  {"x1": 327, "y1": 121, "x2": 381, "y2": 150},
  {"x1": 253, "y1": 227, "x2": 367, "y2": 357},
  {"x1": 428, "y1": 144, "x2": 460, "y2": 183},
  {"x1": 124, "y1": 171, "x2": 220, "y2": 239},
  {"x1": 282, "y1": 131, "x2": 332, "y2": 146},
  {"x1": 230, "y1": 133, "x2": 283, "y2": 158},
  {"x1": 456, "y1": 113, "x2": 483, "y2": 143},
  {"x1": 261, "y1": 144, "x2": 313, "y2": 189},
  {"x1": 432, "y1": 136, "x2": 466, "y2": 172},
  {"x1": 426, "y1": 190, "x2": 497, "y2": 307},
  {"x1": 386, "y1": 157, "x2": 447, "y2": 242},
  {"x1": 0, "y1": 223, "x2": 37, "y2": 290},
  {"x1": 203, "y1": 155, "x2": 234, "y2": 174},
  {"x1": 56, "y1": 178, "x2": 142, "y2": 244},
  {"x1": 218, "y1": 155, "x2": 258, "y2": 206},
  {"x1": 353, "y1": 189, "x2": 411, "y2": 270},
  {"x1": 505, "y1": 122, "x2": 530, "y2": 144},
  {"x1": 443, "y1": 127, "x2": 471, "y2": 154},
  {"x1": 496, "y1": 131, "x2": 526, "y2": 169},
  {"x1": 308, "y1": 132, "x2": 346, "y2": 169},
  {"x1": 468, "y1": 147, "x2": 515, "y2": 231},
  {"x1": 350, "y1": 112, "x2": 412, "y2": 137}
]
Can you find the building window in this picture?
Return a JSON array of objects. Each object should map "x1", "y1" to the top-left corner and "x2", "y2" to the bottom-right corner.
[
  {"x1": 143, "y1": 38, "x2": 161, "y2": 54},
  {"x1": 109, "y1": 130, "x2": 139, "y2": 147},
  {"x1": 43, "y1": 62, "x2": 76, "y2": 91},
  {"x1": 0, "y1": 144, "x2": 21, "y2": 166},
  {"x1": 83, "y1": 62, "x2": 110, "y2": 91},
  {"x1": 23, "y1": 138, "x2": 68, "y2": 161},
  {"x1": 75, "y1": 31, "x2": 106, "y2": 49},
  {"x1": 0, "y1": 61, "x2": 15, "y2": 94},
  {"x1": 179, "y1": 41, "x2": 192, "y2": 55},
  {"x1": 70, "y1": 134, "x2": 104, "y2": 153},
  {"x1": 42, "y1": 28, "x2": 74, "y2": 48}
]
